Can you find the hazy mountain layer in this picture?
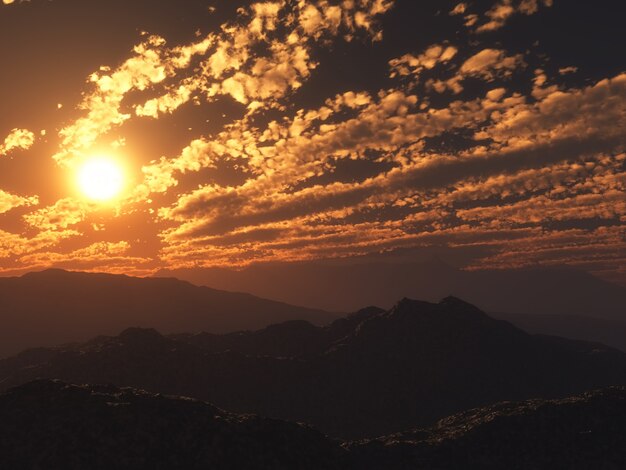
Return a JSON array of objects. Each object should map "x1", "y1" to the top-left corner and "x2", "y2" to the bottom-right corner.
[
  {"x1": 0, "y1": 269, "x2": 338, "y2": 357},
  {"x1": 160, "y1": 260, "x2": 626, "y2": 316},
  {"x1": 493, "y1": 311, "x2": 626, "y2": 352},
  {"x1": 2, "y1": 297, "x2": 625, "y2": 438}
]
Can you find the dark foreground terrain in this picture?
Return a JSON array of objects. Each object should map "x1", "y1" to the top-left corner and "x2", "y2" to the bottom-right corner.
[
  {"x1": 0, "y1": 380, "x2": 342, "y2": 470},
  {"x1": 1, "y1": 380, "x2": 625, "y2": 470},
  {"x1": 2, "y1": 297, "x2": 626, "y2": 438},
  {"x1": 348, "y1": 386, "x2": 626, "y2": 470}
]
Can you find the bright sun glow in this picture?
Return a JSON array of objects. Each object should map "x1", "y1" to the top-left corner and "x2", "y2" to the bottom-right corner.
[{"x1": 77, "y1": 157, "x2": 125, "y2": 201}]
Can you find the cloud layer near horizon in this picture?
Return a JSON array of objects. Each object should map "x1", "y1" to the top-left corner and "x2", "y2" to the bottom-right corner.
[{"x1": 0, "y1": 0, "x2": 624, "y2": 284}]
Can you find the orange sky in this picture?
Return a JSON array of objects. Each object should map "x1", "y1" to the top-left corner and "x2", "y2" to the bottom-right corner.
[{"x1": 0, "y1": 0, "x2": 624, "y2": 284}]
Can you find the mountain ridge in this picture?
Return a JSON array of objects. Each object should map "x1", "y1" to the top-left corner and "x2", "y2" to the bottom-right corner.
[
  {"x1": 0, "y1": 269, "x2": 340, "y2": 357},
  {"x1": 2, "y1": 296, "x2": 625, "y2": 438},
  {"x1": 158, "y1": 260, "x2": 626, "y2": 317}
]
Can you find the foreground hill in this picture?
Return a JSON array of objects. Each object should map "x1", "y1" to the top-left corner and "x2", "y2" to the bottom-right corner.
[
  {"x1": 2, "y1": 297, "x2": 625, "y2": 438},
  {"x1": 0, "y1": 269, "x2": 338, "y2": 357},
  {"x1": 1, "y1": 380, "x2": 625, "y2": 469},
  {"x1": 347, "y1": 386, "x2": 626, "y2": 469},
  {"x1": 0, "y1": 380, "x2": 343, "y2": 470}
]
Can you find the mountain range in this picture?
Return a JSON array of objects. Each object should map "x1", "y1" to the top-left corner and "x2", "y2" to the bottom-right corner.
[
  {"x1": 2, "y1": 296, "x2": 625, "y2": 439},
  {"x1": 0, "y1": 269, "x2": 338, "y2": 357},
  {"x1": 2, "y1": 380, "x2": 625, "y2": 469},
  {"x1": 159, "y1": 259, "x2": 626, "y2": 317},
  {"x1": 3, "y1": 268, "x2": 626, "y2": 359},
  {"x1": 491, "y1": 311, "x2": 626, "y2": 353}
]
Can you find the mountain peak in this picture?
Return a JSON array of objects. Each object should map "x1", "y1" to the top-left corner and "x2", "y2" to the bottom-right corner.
[
  {"x1": 21, "y1": 268, "x2": 71, "y2": 278},
  {"x1": 348, "y1": 306, "x2": 385, "y2": 321},
  {"x1": 393, "y1": 297, "x2": 433, "y2": 310},
  {"x1": 439, "y1": 295, "x2": 481, "y2": 310},
  {"x1": 353, "y1": 297, "x2": 503, "y2": 342},
  {"x1": 118, "y1": 327, "x2": 164, "y2": 343},
  {"x1": 389, "y1": 296, "x2": 487, "y2": 317}
]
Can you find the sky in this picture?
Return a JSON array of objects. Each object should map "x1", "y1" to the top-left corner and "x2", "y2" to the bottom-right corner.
[{"x1": 0, "y1": 0, "x2": 624, "y2": 285}]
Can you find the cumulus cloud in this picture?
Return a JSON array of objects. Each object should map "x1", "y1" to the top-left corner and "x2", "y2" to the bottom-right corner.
[
  {"x1": 18, "y1": 241, "x2": 152, "y2": 274},
  {"x1": 459, "y1": 48, "x2": 524, "y2": 78},
  {"x1": 421, "y1": 48, "x2": 525, "y2": 95},
  {"x1": 389, "y1": 44, "x2": 458, "y2": 80},
  {"x1": 0, "y1": 229, "x2": 79, "y2": 260},
  {"x1": 450, "y1": 3, "x2": 467, "y2": 16},
  {"x1": 0, "y1": 190, "x2": 38, "y2": 214},
  {"x1": 475, "y1": 0, "x2": 553, "y2": 33},
  {"x1": 23, "y1": 198, "x2": 88, "y2": 231},
  {"x1": 52, "y1": 0, "x2": 392, "y2": 169},
  {"x1": 0, "y1": 128, "x2": 35, "y2": 157},
  {"x1": 150, "y1": 67, "x2": 625, "y2": 275},
  {"x1": 53, "y1": 35, "x2": 214, "y2": 167},
  {"x1": 2, "y1": 0, "x2": 624, "y2": 283}
]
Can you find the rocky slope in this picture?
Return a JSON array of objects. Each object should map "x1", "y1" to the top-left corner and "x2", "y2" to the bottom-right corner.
[
  {"x1": 0, "y1": 380, "x2": 343, "y2": 470},
  {"x1": 1, "y1": 380, "x2": 625, "y2": 469},
  {"x1": 348, "y1": 386, "x2": 626, "y2": 469}
]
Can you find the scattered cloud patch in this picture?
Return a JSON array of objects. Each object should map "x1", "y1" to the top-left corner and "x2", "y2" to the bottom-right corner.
[
  {"x1": 0, "y1": 129, "x2": 35, "y2": 157},
  {"x1": 0, "y1": 190, "x2": 38, "y2": 215}
]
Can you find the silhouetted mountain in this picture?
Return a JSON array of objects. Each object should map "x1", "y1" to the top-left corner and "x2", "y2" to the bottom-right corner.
[
  {"x1": 174, "y1": 306, "x2": 385, "y2": 357},
  {"x1": 2, "y1": 380, "x2": 625, "y2": 469},
  {"x1": 159, "y1": 260, "x2": 626, "y2": 318},
  {"x1": 492, "y1": 312, "x2": 626, "y2": 352},
  {"x1": 0, "y1": 269, "x2": 339, "y2": 357},
  {"x1": 348, "y1": 386, "x2": 626, "y2": 469},
  {"x1": 2, "y1": 297, "x2": 625, "y2": 439},
  {"x1": 0, "y1": 380, "x2": 344, "y2": 470}
]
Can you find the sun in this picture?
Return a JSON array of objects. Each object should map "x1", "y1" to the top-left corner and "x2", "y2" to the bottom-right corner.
[{"x1": 77, "y1": 156, "x2": 125, "y2": 201}]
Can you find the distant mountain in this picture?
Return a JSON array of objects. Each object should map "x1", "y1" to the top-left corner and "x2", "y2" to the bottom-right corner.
[
  {"x1": 492, "y1": 312, "x2": 626, "y2": 352},
  {"x1": 0, "y1": 269, "x2": 339, "y2": 358},
  {"x1": 2, "y1": 380, "x2": 625, "y2": 469},
  {"x1": 2, "y1": 297, "x2": 625, "y2": 439},
  {"x1": 159, "y1": 260, "x2": 626, "y2": 318},
  {"x1": 0, "y1": 380, "x2": 343, "y2": 470}
]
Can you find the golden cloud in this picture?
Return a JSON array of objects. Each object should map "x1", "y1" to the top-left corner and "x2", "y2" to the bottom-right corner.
[
  {"x1": 0, "y1": 128, "x2": 35, "y2": 157},
  {"x1": 0, "y1": 190, "x2": 38, "y2": 214}
]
